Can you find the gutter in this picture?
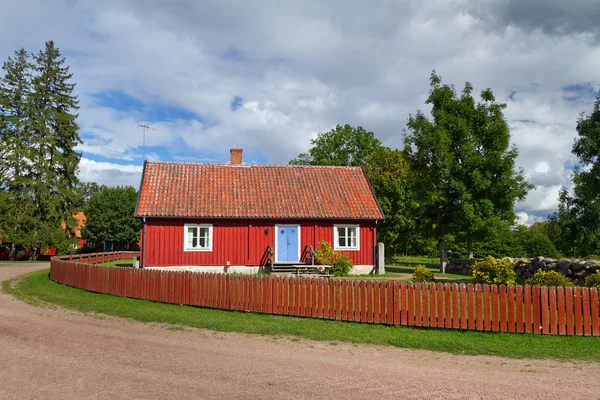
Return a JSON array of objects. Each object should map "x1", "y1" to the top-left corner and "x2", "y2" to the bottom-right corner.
[{"x1": 142, "y1": 216, "x2": 147, "y2": 268}]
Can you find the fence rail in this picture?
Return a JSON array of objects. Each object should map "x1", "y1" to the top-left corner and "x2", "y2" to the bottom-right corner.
[{"x1": 49, "y1": 254, "x2": 600, "y2": 336}]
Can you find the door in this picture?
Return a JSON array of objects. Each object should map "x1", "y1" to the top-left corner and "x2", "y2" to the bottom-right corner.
[{"x1": 276, "y1": 225, "x2": 300, "y2": 262}]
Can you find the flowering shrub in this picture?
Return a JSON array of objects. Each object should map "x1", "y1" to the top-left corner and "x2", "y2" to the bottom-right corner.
[
  {"x1": 472, "y1": 256, "x2": 516, "y2": 285},
  {"x1": 314, "y1": 241, "x2": 353, "y2": 277},
  {"x1": 585, "y1": 270, "x2": 600, "y2": 289},
  {"x1": 525, "y1": 270, "x2": 573, "y2": 287},
  {"x1": 411, "y1": 265, "x2": 435, "y2": 283}
]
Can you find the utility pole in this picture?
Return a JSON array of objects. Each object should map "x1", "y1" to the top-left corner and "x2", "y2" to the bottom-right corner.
[{"x1": 137, "y1": 122, "x2": 157, "y2": 161}]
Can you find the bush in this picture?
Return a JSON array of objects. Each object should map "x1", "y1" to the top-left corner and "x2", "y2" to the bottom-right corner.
[
  {"x1": 314, "y1": 241, "x2": 353, "y2": 277},
  {"x1": 472, "y1": 256, "x2": 516, "y2": 285},
  {"x1": 525, "y1": 233, "x2": 560, "y2": 259},
  {"x1": 76, "y1": 246, "x2": 99, "y2": 254},
  {"x1": 411, "y1": 265, "x2": 435, "y2": 283},
  {"x1": 585, "y1": 270, "x2": 600, "y2": 289},
  {"x1": 525, "y1": 270, "x2": 574, "y2": 287}
]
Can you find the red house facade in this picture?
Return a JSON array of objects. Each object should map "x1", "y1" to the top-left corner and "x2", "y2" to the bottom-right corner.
[{"x1": 135, "y1": 149, "x2": 384, "y2": 274}]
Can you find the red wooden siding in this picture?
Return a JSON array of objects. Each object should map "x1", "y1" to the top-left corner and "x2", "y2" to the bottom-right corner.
[
  {"x1": 50, "y1": 256, "x2": 600, "y2": 337},
  {"x1": 142, "y1": 218, "x2": 376, "y2": 267}
]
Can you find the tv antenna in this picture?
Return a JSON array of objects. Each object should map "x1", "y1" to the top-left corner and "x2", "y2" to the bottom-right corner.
[{"x1": 137, "y1": 122, "x2": 157, "y2": 161}]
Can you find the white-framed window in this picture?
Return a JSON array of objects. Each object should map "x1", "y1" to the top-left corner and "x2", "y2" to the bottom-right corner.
[
  {"x1": 184, "y1": 224, "x2": 213, "y2": 252},
  {"x1": 334, "y1": 224, "x2": 360, "y2": 250}
]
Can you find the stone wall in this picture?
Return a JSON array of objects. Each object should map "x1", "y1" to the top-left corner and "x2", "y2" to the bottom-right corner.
[{"x1": 446, "y1": 257, "x2": 600, "y2": 284}]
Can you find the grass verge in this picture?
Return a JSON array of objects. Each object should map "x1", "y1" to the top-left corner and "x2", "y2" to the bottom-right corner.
[
  {"x1": 389, "y1": 255, "x2": 440, "y2": 264},
  {"x1": 99, "y1": 260, "x2": 133, "y2": 267},
  {"x1": 3, "y1": 269, "x2": 600, "y2": 361}
]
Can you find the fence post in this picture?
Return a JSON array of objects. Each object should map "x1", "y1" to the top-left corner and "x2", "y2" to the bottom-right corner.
[{"x1": 377, "y1": 242, "x2": 385, "y2": 275}]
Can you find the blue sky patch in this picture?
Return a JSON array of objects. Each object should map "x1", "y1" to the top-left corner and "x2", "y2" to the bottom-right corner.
[
  {"x1": 230, "y1": 96, "x2": 244, "y2": 111},
  {"x1": 90, "y1": 89, "x2": 200, "y2": 122},
  {"x1": 562, "y1": 83, "x2": 598, "y2": 102}
]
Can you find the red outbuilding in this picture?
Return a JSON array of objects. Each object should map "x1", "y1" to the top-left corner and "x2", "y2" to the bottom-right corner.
[{"x1": 135, "y1": 148, "x2": 384, "y2": 274}]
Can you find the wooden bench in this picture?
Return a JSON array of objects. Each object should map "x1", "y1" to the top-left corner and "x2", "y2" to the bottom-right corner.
[{"x1": 290, "y1": 265, "x2": 332, "y2": 276}]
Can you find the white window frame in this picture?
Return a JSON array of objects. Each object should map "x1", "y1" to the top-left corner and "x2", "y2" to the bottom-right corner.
[
  {"x1": 184, "y1": 224, "x2": 213, "y2": 252},
  {"x1": 334, "y1": 224, "x2": 360, "y2": 251}
]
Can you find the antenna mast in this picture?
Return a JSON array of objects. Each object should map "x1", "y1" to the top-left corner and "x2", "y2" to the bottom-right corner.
[{"x1": 137, "y1": 122, "x2": 157, "y2": 162}]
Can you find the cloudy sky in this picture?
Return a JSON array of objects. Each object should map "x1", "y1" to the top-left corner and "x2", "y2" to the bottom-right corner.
[{"x1": 2, "y1": 0, "x2": 599, "y2": 225}]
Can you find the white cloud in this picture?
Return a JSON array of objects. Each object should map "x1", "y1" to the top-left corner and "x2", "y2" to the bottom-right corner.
[
  {"x1": 78, "y1": 158, "x2": 142, "y2": 188},
  {"x1": 1, "y1": 0, "x2": 598, "y2": 218}
]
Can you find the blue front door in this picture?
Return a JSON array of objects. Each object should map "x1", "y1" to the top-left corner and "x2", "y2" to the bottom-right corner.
[{"x1": 276, "y1": 225, "x2": 300, "y2": 262}]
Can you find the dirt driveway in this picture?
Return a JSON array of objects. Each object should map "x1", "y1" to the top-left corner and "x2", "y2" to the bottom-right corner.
[{"x1": 1, "y1": 264, "x2": 599, "y2": 399}]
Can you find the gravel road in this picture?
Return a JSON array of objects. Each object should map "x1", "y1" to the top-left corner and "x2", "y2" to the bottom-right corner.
[{"x1": 1, "y1": 264, "x2": 599, "y2": 399}]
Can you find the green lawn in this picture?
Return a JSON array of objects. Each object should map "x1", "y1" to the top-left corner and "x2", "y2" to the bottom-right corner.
[
  {"x1": 388, "y1": 255, "x2": 440, "y2": 265},
  {"x1": 386, "y1": 266, "x2": 472, "y2": 282},
  {"x1": 3, "y1": 269, "x2": 600, "y2": 361},
  {"x1": 99, "y1": 260, "x2": 133, "y2": 267}
]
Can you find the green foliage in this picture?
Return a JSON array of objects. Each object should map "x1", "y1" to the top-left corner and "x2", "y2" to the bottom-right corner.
[
  {"x1": 547, "y1": 92, "x2": 600, "y2": 257},
  {"x1": 411, "y1": 265, "x2": 435, "y2": 283},
  {"x1": 76, "y1": 246, "x2": 99, "y2": 254},
  {"x1": 472, "y1": 256, "x2": 516, "y2": 285},
  {"x1": 363, "y1": 148, "x2": 419, "y2": 256},
  {"x1": 74, "y1": 182, "x2": 106, "y2": 209},
  {"x1": 525, "y1": 270, "x2": 574, "y2": 287},
  {"x1": 314, "y1": 241, "x2": 353, "y2": 277},
  {"x1": 585, "y1": 271, "x2": 600, "y2": 289},
  {"x1": 404, "y1": 71, "x2": 532, "y2": 258},
  {"x1": 80, "y1": 186, "x2": 140, "y2": 246},
  {"x1": 524, "y1": 233, "x2": 560, "y2": 259},
  {"x1": 0, "y1": 42, "x2": 81, "y2": 259},
  {"x1": 290, "y1": 124, "x2": 382, "y2": 166}
]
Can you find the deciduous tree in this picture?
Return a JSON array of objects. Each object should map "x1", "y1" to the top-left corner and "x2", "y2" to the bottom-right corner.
[
  {"x1": 404, "y1": 71, "x2": 532, "y2": 270},
  {"x1": 81, "y1": 186, "x2": 140, "y2": 248},
  {"x1": 290, "y1": 124, "x2": 382, "y2": 166},
  {"x1": 548, "y1": 91, "x2": 600, "y2": 256}
]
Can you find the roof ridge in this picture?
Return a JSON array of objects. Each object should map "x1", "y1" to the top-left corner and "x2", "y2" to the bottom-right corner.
[{"x1": 145, "y1": 161, "x2": 361, "y2": 169}]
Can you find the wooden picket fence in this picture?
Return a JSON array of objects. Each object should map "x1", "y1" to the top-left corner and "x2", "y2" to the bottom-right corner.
[{"x1": 49, "y1": 256, "x2": 600, "y2": 336}]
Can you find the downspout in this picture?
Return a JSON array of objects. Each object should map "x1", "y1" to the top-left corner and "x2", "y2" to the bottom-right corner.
[
  {"x1": 373, "y1": 219, "x2": 377, "y2": 269},
  {"x1": 142, "y1": 216, "x2": 147, "y2": 268}
]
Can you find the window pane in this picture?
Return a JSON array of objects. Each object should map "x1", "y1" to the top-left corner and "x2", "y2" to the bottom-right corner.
[
  {"x1": 338, "y1": 237, "x2": 346, "y2": 247},
  {"x1": 187, "y1": 227, "x2": 197, "y2": 248},
  {"x1": 337, "y1": 227, "x2": 345, "y2": 239},
  {"x1": 199, "y1": 237, "x2": 206, "y2": 248},
  {"x1": 350, "y1": 237, "x2": 357, "y2": 247}
]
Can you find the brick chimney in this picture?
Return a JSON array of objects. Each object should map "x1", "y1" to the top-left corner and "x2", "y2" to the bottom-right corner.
[{"x1": 230, "y1": 148, "x2": 243, "y2": 165}]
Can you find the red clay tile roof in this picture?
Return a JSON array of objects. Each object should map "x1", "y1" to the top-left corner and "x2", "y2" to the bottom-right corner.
[{"x1": 135, "y1": 162, "x2": 383, "y2": 220}]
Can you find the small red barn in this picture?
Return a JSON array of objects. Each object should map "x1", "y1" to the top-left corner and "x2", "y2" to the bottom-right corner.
[{"x1": 135, "y1": 148, "x2": 384, "y2": 273}]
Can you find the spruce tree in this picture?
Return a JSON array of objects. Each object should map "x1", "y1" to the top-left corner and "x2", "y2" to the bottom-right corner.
[
  {"x1": 27, "y1": 41, "x2": 81, "y2": 255},
  {"x1": 0, "y1": 41, "x2": 81, "y2": 259},
  {"x1": 0, "y1": 48, "x2": 35, "y2": 259}
]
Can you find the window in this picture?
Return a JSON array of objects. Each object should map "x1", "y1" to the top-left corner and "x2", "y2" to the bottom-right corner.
[
  {"x1": 334, "y1": 224, "x2": 359, "y2": 250},
  {"x1": 184, "y1": 224, "x2": 213, "y2": 251}
]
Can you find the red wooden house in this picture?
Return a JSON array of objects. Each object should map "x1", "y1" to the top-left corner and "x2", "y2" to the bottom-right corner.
[{"x1": 135, "y1": 148, "x2": 384, "y2": 273}]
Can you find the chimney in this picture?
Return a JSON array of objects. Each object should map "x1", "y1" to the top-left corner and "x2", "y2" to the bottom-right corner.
[{"x1": 230, "y1": 148, "x2": 243, "y2": 165}]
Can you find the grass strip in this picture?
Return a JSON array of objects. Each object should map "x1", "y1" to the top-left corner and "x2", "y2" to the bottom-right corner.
[{"x1": 3, "y1": 269, "x2": 600, "y2": 361}]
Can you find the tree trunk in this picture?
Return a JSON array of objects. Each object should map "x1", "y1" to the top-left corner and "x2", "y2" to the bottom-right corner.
[
  {"x1": 468, "y1": 236, "x2": 474, "y2": 260},
  {"x1": 9, "y1": 243, "x2": 17, "y2": 261},
  {"x1": 28, "y1": 247, "x2": 39, "y2": 261},
  {"x1": 439, "y1": 241, "x2": 448, "y2": 273}
]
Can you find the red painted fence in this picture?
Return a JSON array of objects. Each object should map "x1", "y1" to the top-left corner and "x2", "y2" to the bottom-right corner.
[{"x1": 49, "y1": 255, "x2": 600, "y2": 336}]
